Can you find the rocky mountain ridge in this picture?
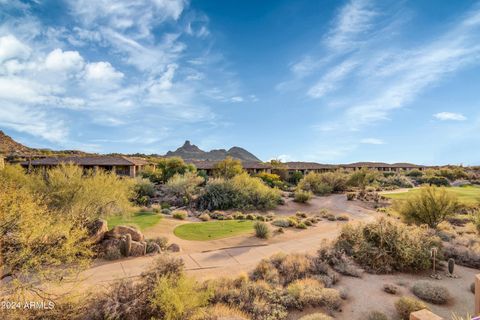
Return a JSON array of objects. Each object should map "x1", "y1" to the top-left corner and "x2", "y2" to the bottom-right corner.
[{"x1": 165, "y1": 140, "x2": 261, "y2": 161}]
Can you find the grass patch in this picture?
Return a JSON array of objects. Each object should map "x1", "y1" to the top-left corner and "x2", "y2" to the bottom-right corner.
[
  {"x1": 174, "y1": 220, "x2": 255, "y2": 241},
  {"x1": 383, "y1": 186, "x2": 480, "y2": 205},
  {"x1": 107, "y1": 210, "x2": 162, "y2": 231}
]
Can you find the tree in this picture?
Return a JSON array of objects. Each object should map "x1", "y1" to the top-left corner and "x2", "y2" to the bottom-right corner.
[
  {"x1": 213, "y1": 156, "x2": 244, "y2": 179},
  {"x1": 394, "y1": 186, "x2": 458, "y2": 228},
  {"x1": 269, "y1": 159, "x2": 288, "y2": 181},
  {"x1": 347, "y1": 168, "x2": 379, "y2": 189},
  {"x1": 165, "y1": 172, "x2": 204, "y2": 205},
  {"x1": 150, "y1": 157, "x2": 196, "y2": 183},
  {"x1": 0, "y1": 167, "x2": 92, "y2": 298}
]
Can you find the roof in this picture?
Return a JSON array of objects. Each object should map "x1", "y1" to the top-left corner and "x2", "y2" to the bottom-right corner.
[
  {"x1": 343, "y1": 162, "x2": 424, "y2": 168},
  {"x1": 284, "y1": 162, "x2": 338, "y2": 170},
  {"x1": 186, "y1": 160, "x2": 272, "y2": 170},
  {"x1": 21, "y1": 156, "x2": 149, "y2": 166}
]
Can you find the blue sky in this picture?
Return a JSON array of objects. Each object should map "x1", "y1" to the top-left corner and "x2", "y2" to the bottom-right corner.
[{"x1": 1, "y1": 0, "x2": 479, "y2": 165}]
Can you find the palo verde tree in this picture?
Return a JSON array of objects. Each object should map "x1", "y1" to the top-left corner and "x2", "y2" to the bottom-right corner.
[{"x1": 213, "y1": 156, "x2": 244, "y2": 179}]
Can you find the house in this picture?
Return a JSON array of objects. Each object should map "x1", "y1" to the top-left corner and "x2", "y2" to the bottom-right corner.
[
  {"x1": 284, "y1": 162, "x2": 338, "y2": 176},
  {"x1": 341, "y1": 162, "x2": 426, "y2": 172},
  {"x1": 21, "y1": 156, "x2": 151, "y2": 177},
  {"x1": 186, "y1": 160, "x2": 272, "y2": 175}
]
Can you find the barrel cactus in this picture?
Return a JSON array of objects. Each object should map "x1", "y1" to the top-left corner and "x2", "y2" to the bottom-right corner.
[{"x1": 448, "y1": 258, "x2": 455, "y2": 274}]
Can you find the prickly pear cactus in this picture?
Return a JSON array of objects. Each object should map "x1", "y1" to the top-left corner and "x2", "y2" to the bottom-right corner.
[{"x1": 448, "y1": 258, "x2": 455, "y2": 274}]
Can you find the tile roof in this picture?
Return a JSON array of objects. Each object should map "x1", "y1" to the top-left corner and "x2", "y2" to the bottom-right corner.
[
  {"x1": 22, "y1": 156, "x2": 149, "y2": 166},
  {"x1": 186, "y1": 160, "x2": 272, "y2": 170}
]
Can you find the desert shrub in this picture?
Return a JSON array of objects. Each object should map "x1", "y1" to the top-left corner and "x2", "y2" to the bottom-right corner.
[
  {"x1": 150, "y1": 274, "x2": 212, "y2": 320},
  {"x1": 411, "y1": 281, "x2": 450, "y2": 305},
  {"x1": 162, "y1": 208, "x2": 172, "y2": 215},
  {"x1": 299, "y1": 313, "x2": 333, "y2": 320},
  {"x1": 394, "y1": 186, "x2": 458, "y2": 228},
  {"x1": 134, "y1": 178, "x2": 155, "y2": 205},
  {"x1": 235, "y1": 212, "x2": 246, "y2": 220},
  {"x1": 198, "y1": 304, "x2": 251, "y2": 320},
  {"x1": 383, "y1": 283, "x2": 398, "y2": 294},
  {"x1": 272, "y1": 219, "x2": 292, "y2": 228},
  {"x1": 336, "y1": 214, "x2": 349, "y2": 221},
  {"x1": 172, "y1": 210, "x2": 188, "y2": 220},
  {"x1": 147, "y1": 236, "x2": 169, "y2": 251},
  {"x1": 319, "y1": 171, "x2": 349, "y2": 192},
  {"x1": 366, "y1": 311, "x2": 388, "y2": 320},
  {"x1": 304, "y1": 220, "x2": 312, "y2": 226},
  {"x1": 296, "y1": 222, "x2": 308, "y2": 229},
  {"x1": 297, "y1": 172, "x2": 334, "y2": 195},
  {"x1": 213, "y1": 157, "x2": 244, "y2": 179},
  {"x1": 151, "y1": 157, "x2": 196, "y2": 183},
  {"x1": 406, "y1": 169, "x2": 423, "y2": 178},
  {"x1": 256, "y1": 172, "x2": 283, "y2": 188},
  {"x1": 250, "y1": 259, "x2": 280, "y2": 284},
  {"x1": 286, "y1": 278, "x2": 325, "y2": 308},
  {"x1": 254, "y1": 221, "x2": 271, "y2": 239},
  {"x1": 277, "y1": 227, "x2": 284, "y2": 233},
  {"x1": 198, "y1": 174, "x2": 281, "y2": 211},
  {"x1": 246, "y1": 213, "x2": 256, "y2": 220},
  {"x1": 443, "y1": 238, "x2": 480, "y2": 269},
  {"x1": 395, "y1": 296, "x2": 427, "y2": 320},
  {"x1": 278, "y1": 253, "x2": 313, "y2": 284},
  {"x1": 296, "y1": 211, "x2": 308, "y2": 218},
  {"x1": 346, "y1": 192, "x2": 356, "y2": 200},
  {"x1": 418, "y1": 175, "x2": 450, "y2": 186},
  {"x1": 165, "y1": 172, "x2": 204, "y2": 206},
  {"x1": 347, "y1": 168, "x2": 380, "y2": 189},
  {"x1": 316, "y1": 245, "x2": 363, "y2": 277},
  {"x1": 335, "y1": 217, "x2": 441, "y2": 273},
  {"x1": 380, "y1": 174, "x2": 414, "y2": 188},
  {"x1": 199, "y1": 213, "x2": 211, "y2": 221},
  {"x1": 326, "y1": 214, "x2": 336, "y2": 221},
  {"x1": 256, "y1": 215, "x2": 266, "y2": 221},
  {"x1": 294, "y1": 189, "x2": 312, "y2": 203}
]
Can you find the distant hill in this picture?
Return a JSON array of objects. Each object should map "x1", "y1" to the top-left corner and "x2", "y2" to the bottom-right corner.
[
  {"x1": 165, "y1": 140, "x2": 261, "y2": 161},
  {"x1": 0, "y1": 130, "x2": 31, "y2": 155}
]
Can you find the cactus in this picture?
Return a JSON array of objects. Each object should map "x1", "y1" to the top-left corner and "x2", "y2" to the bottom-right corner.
[
  {"x1": 448, "y1": 258, "x2": 455, "y2": 274},
  {"x1": 121, "y1": 234, "x2": 132, "y2": 257}
]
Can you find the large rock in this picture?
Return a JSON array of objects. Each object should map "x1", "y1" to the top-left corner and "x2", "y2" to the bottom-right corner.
[
  {"x1": 106, "y1": 225, "x2": 144, "y2": 242},
  {"x1": 167, "y1": 243, "x2": 181, "y2": 252},
  {"x1": 130, "y1": 241, "x2": 147, "y2": 257},
  {"x1": 88, "y1": 219, "x2": 108, "y2": 244}
]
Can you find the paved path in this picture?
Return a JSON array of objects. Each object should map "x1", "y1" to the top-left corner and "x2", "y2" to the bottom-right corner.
[{"x1": 79, "y1": 194, "x2": 376, "y2": 286}]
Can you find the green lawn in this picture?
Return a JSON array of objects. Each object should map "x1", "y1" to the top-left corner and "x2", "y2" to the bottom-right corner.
[
  {"x1": 174, "y1": 220, "x2": 255, "y2": 241},
  {"x1": 383, "y1": 186, "x2": 480, "y2": 205},
  {"x1": 107, "y1": 211, "x2": 162, "y2": 231}
]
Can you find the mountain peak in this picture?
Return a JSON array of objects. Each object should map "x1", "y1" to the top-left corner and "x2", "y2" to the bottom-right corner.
[{"x1": 165, "y1": 141, "x2": 260, "y2": 161}]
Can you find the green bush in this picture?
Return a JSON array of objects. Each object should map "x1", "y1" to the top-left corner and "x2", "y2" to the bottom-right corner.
[
  {"x1": 198, "y1": 174, "x2": 281, "y2": 211},
  {"x1": 296, "y1": 222, "x2": 308, "y2": 229},
  {"x1": 199, "y1": 213, "x2": 211, "y2": 221},
  {"x1": 212, "y1": 157, "x2": 244, "y2": 179},
  {"x1": 297, "y1": 172, "x2": 333, "y2": 195},
  {"x1": 165, "y1": 172, "x2": 204, "y2": 205},
  {"x1": 246, "y1": 213, "x2": 256, "y2": 220},
  {"x1": 394, "y1": 186, "x2": 458, "y2": 228},
  {"x1": 150, "y1": 274, "x2": 212, "y2": 320},
  {"x1": 147, "y1": 236, "x2": 169, "y2": 251},
  {"x1": 411, "y1": 281, "x2": 451, "y2": 305},
  {"x1": 271, "y1": 219, "x2": 291, "y2": 228},
  {"x1": 134, "y1": 178, "x2": 155, "y2": 205},
  {"x1": 172, "y1": 210, "x2": 187, "y2": 220},
  {"x1": 254, "y1": 221, "x2": 271, "y2": 239},
  {"x1": 335, "y1": 217, "x2": 441, "y2": 273},
  {"x1": 395, "y1": 296, "x2": 427, "y2": 320},
  {"x1": 294, "y1": 189, "x2": 312, "y2": 203}
]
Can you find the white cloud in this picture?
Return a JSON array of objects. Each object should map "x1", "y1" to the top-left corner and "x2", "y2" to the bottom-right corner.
[
  {"x1": 360, "y1": 138, "x2": 384, "y2": 145},
  {"x1": 231, "y1": 96, "x2": 244, "y2": 102},
  {"x1": 0, "y1": 34, "x2": 30, "y2": 62},
  {"x1": 325, "y1": 0, "x2": 377, "y2": 50},
  {"x1": 307, "y1": 59, "x2": 357, "y2": 98},
  {"x1": 85, "y1": 61, "x2": 124, "y2": 81},
  {"x1": 434, "y1": 112, "x2": 467, "y2": 121},
  {"x1": 44, "y1": 48, "x2": 84, "y2": 72}
]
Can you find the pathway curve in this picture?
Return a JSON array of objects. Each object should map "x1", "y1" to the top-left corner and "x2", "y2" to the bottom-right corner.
[{"x1": 79, "y1": 194, "x2": 377, "y2": 286}]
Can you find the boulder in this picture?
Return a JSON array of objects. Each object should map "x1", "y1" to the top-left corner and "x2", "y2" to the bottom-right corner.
[
  {"x1": 130, "y1": 241, "x2": 147, "y2": 257},
  {"x1": 88, "y1": 219, "x2": 108, "y2": 244},
  {"x1": 101, "y1": 238, "x2": 122, "y2": 254},
  {"x1": 167, "y1": 243, "x2": 181, "y2": 252},
  {"x1": 106, "y1": 225, "x2": 144, "y2": 242}
]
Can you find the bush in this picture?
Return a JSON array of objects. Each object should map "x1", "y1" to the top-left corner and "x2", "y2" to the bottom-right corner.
[
  {"x1": 346, "y1": 192, "x2": 356, "y2": 200},
  {"x1": 395, "y1": 296, "x2": 427, "y2": 320},
  {"x1": 246, "y1": 213, "x2": 256, "y2": 220},
  {"x1": 394, "y1": 186, "x2": 458, "y2": 228},
  {"x1": 294, "y1": 189, "x2": 312, "y2": 203},
  {"x1": 366, "y1": 311, "x2": 388, "y2": 320},
  {"x1": 147, "y1": 236, "x2": 169, "y2": 251},
  {"x1": 103, "y1": 246, "x2": 122, "y2": 260},
  {"x1": 199, "y1": 304, "x2": 251, "y2": 320},
  {"x1": 336, "y1": 214, "x2": 349, "y2": 221},
  {"x1": 411, "y1": 281, "x2": 451, "y2": 305},
  {"x1": 199, "y1": 213, "x2": 211, "y2": 221},
  {"x1": 150, "y1": 274, "x2": 212, "y2": 320},
  {"x1": 335, "y1": 217, "x2": 441, "y2": 273},
  {"x1": 297, "y1": 172, "x2": 334, "y2": 195},
  {"x1": 173, "y1": 210, "x2": 187, "y2": 220},
  {"x1": 316, "y1": 245, "x2": 363, "y2": 277},
  {"x1": 254, "y1": 221, "x2": 271, "y2": 239},
  {"x1": 198, "y1": 174, "x2": 281, "y2": 211},
  {"x1": 296, "y1": 222, "x2": 308, "y2": 229},
  {"x1": 134, "y1": 178, "x2": 155, "y2": 205},
  {"x1": 272, "y1": 219, "x2": 291, "y2": 228},
  {"x1": 165, "y1": 172, "x2": 204, "y2": 206},
  {"x1": 326, "y1": 214, "x2": 336, "y2": 221},
  {"x1": 213, "y1": 157, "x2": 244, "y2": 179},
  {"x1": 256, "y1": 172, "x2": 283, "y2": 188},
  {"x1": 299, "y1": 313, "x2": 333, "y2": 320},
  {"x1": 234, "y1": 212, "x2": 246, "y2": 220},
  {"x1": 162, "y1": 208, "x2": 172, "y2": 215}
]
